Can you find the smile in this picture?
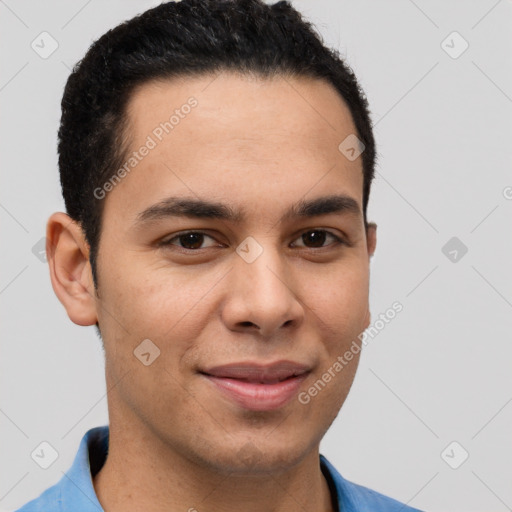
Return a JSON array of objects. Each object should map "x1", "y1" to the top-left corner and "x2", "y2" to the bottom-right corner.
[{"x1": 200, "y1": 360, "x2": 311, "y2": 411}]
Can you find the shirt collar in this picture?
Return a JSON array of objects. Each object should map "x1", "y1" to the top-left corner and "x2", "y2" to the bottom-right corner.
[
  {"x1": 59, "y1": 425, "x2": 107, "y2": 511},
  {"x1": 58, "y1": 425, "x2": 356, "y2": 511}
]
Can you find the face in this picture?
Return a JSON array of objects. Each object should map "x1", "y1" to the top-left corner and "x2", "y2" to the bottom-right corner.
[{"x1": 90, "y1": 72, "x2": 376, "y2": 473}]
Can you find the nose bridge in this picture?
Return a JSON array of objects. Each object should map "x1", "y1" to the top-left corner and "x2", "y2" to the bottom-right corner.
[
  {"x1": 226, "y1": 235, "x2": 303, "y2": 334},
  {"x1": 235, "y1": 235, "x2": 290, "y2": 296}
]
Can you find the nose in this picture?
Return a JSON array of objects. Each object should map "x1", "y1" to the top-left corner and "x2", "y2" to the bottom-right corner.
[{"x1": 221, "y1": 240, "x2": 305, "y2": 338}]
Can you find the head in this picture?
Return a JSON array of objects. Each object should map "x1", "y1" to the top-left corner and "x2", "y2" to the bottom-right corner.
[{"x1": 48, "y1": 0, "x2": 377, "y2": 473}]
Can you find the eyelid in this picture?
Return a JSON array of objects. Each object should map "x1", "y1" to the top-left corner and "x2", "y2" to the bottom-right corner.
[
  {"x1": 290, "y1": 229, "x2": 345, "y2": 248},
  {"x1": 159, "y1": 230, "x2": 221, "y2": 248},
  {"x1": 159, "y1": 228, "x2": 349, "y2": 251}
]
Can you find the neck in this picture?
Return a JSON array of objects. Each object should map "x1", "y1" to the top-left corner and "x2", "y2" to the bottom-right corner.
[{"x1": 93, "y1": 419, "x2": 335, "y2": 512}]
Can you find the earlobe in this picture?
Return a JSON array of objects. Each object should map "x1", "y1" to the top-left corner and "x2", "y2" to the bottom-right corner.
[{"x1": 46, "y1": 212, "x2": 98, "y2": 326}]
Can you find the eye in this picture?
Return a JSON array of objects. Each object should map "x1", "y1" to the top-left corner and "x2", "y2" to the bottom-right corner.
[
  {"x1": 160, "y1": 231, "x2": 220, "y2": 250},
  {"x1": 159, "y1": 228, "x2": 346, "y2": 252},
  {"x1": 291, "y1": 229, "x2": 345, "y2": 249}
]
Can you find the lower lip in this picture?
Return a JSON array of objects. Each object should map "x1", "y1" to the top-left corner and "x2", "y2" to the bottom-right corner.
[{"x1": 203, "y1": 374, "x2": 308, "y2": 411}]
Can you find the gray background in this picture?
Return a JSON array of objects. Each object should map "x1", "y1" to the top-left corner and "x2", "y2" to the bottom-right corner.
[{"x1": 1, "y1": 1, "x2": 511, "y2": 511}]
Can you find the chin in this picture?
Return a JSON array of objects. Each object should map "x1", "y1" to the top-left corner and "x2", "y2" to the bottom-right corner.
[{"x1": 200, "y1": 436, "x2": 314, "y2": 476}]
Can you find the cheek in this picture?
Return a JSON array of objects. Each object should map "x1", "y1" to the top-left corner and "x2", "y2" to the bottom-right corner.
[
  {"x1": 96, "y1": 262, "x2": 224, "y2": 379},
  {"x1": 98, "y1": 255, "x2": 217, "y2": 334},
  {"x1": 308, "y1": 264, "x2": 370, "y2": 333}
]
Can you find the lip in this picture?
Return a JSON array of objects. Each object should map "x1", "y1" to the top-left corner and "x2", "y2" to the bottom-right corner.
[{"x1": 200, "y1": 361, "x2": 311, "y2": 411}]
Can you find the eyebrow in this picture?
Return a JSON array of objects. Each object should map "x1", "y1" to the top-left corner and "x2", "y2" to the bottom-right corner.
[{"x1": 134, "y1": 194, "x2": 362, "y2": 226}]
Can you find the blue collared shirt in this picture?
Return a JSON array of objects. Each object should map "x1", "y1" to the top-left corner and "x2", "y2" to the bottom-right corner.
[{"x1": 15, "y1": 425, "x2": 424, "y2": 512}]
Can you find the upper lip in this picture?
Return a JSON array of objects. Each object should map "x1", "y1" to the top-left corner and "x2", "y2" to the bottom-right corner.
[{"x1": 201, "y1": 361, "x2": 311, "y2": 383}]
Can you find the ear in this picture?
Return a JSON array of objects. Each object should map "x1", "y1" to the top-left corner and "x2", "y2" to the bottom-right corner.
[
  {"x1": 366, "y1": 221, "x2": 377, "y2": 260},
  {"x1": 362, "y1": 222, "x2": 377, "y2": 330},
  {"x1": 46, "y1": 212, "x2": 98, "y2": 326}
]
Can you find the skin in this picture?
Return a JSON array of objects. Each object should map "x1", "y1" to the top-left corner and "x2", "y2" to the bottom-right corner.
[{"x1": 47, "y1": 71, "x2": 377, "y2": 512}]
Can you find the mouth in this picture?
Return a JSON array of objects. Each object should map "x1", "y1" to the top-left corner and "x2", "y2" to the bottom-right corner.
[{"x1": 199, "y1": 361, "x2": 311, "y2": 411}]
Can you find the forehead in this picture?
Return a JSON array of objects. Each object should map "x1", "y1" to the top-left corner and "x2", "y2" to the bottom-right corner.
[
  {"x1": 126, "y1": 71, "x2": 357, "y2": 149},
  {"x1": 104, "y1": 72, "x2": 364, "y2": 228}
]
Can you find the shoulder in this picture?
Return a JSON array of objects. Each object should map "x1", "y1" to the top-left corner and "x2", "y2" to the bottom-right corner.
[
  {"x1": 338, "y1": 478, "x2": 425, "y2": 512},
  {"x1": 13, "y1": 426, "x2": 109, "y2": 512},
  {"x1": 13, "y1": 484, "x2": 62, "y2": 512},
  {"x1": 320, "y1": 454, "x2": 425, "y2": 512}
]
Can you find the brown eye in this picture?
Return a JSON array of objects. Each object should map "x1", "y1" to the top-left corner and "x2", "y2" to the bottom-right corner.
[
  {"x1": 292, "y1": 229, "x2": 343, "y2": 249},
  {"x1": 177, "y1": 232, "x2": 204, "y2": 249},
  {"x1": 302, "y1": 230, "x2": 327, "y2": 248},
  {"x1": 161, "y1": 231, "x2": 217, "y2": 250}
]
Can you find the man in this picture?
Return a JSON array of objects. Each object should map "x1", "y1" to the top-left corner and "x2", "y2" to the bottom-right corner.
[{"x1": 16, "y1": 0, "x2": 423, "y2": 510}]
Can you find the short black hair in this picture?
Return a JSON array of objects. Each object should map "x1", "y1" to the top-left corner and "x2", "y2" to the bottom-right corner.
[{"x1": 58, "y1": 0, "x2": 376, "y2": 290}]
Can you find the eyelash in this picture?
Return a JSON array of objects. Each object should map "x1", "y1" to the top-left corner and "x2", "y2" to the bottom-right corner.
[{"x1": 159, "y1": 229, "x2": 347, "y2": 252}]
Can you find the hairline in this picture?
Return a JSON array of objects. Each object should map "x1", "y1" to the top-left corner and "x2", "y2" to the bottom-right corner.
[{"x1": 89, "y1": 68, "x2": 370, "y2": 290}]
